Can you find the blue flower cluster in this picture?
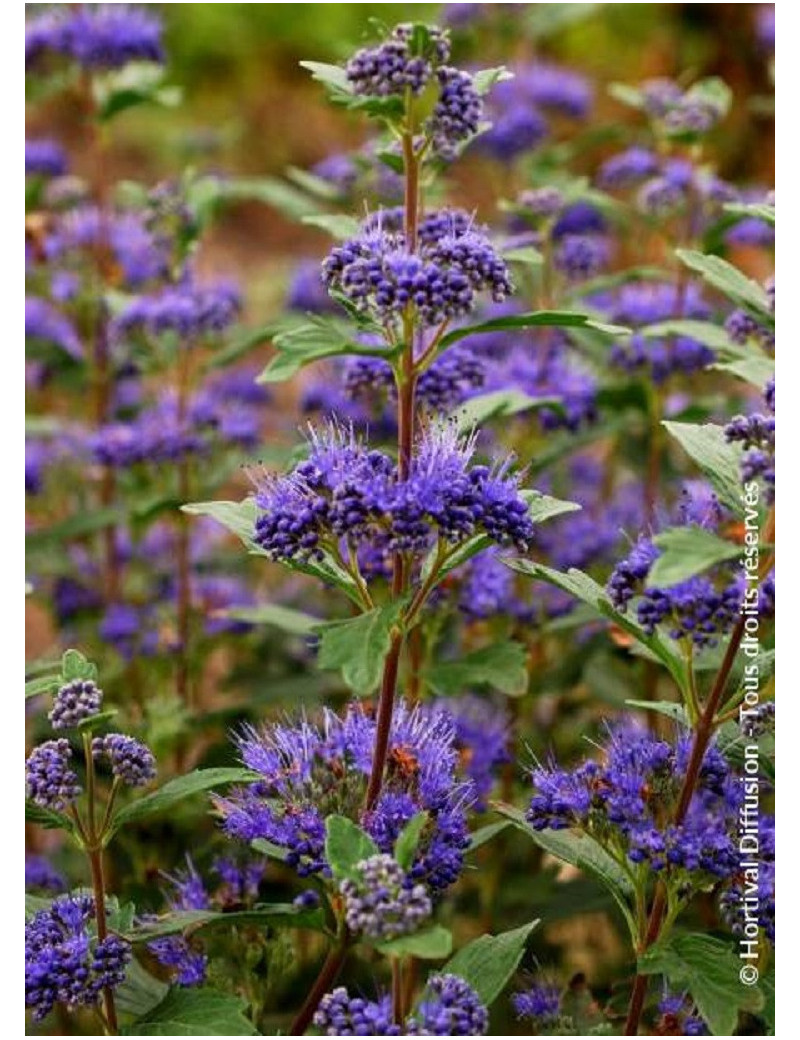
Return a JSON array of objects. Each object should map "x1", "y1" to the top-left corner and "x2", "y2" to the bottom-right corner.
[
  {"x1": 724, "y1": 381, "x2": 775, "y2": 500},
  {"x1": 477, "y1": 62, "x2": 591, "y2": 163},
  {"x1": 25, "y1": 896, "x2": 130, "y2": 1021},
  {"x1": 591, "y1": 282, "x2": 714, "y2": 382},
  {"x1": 92, "y1": 733, "x2": 157, "y2": 787},
  {"x1": 253, "y1": 423, "x2": 534, "y2": 564},
  {"x1": 528, "y1": 725, "x2": 742, "y2": 880},
  {"x1": 340, "y1": 853, "x2": 432, "y2": 940},
  {"x1": 26, "y1": 739, "x2": 81, "y2": 811},
  {"x1": 26, "y1": 4, "x2": 164, "y2": 70},
  {"x1": 25, "y1": 138, "x2": 68, "y2": 178},
  {"x1": 113, "y1": 277, "x2": 242, "y2": 340},
  {"x1": 314, "y1": 974, "x2": 488, "y2": 1036},
  {"x1": 49, "y1": 679, "x2": 103, "y2": 730},
  {"x1": 26, "y1": 855, "x2": 66, "y2": 895},
  {"x1": 322, "y1": 209, "x2": 512, "y2": 330},
  {"x1": 217, "y1": 699, "x2": 473, "y2": 892},
  {"x1": 439, "y1": 694, "x2": 511, "y2": 808},
  {"x1": 511, "y1": 982, "x2": 561, "y2": 1025},
  {"x1": 345, "y1": 23, "x2": 450, "y2": 97},
  {"x1": 147, "y1": 854, "x2": 267, "y2": 986},
  {"x1": 607, "y1": 537, "x2": 742, "y2": 647},
  {"x1": 429, "y1": 67, "x2": 483, "y2": 158},
  {"x1": 719, "y1": 815, "x2": 775, "y2": 944},
  {"x1": 657, "y1": 992, "x2": 709, "y2": 1035}
]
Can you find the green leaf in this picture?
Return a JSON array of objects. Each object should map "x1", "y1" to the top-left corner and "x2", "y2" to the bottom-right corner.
[
  {"x1": 110, "y1": 767, "x2": 255, "y2": 834},
  {"x1": 26, "y1": 893, "x2": 53, "y2": 918},
  {"x1": 638, "y1": 933, "x2": 764, "y2": 1036},
  {"x1": 183, "y1": 498, "x2": 363, "y2": 604},
  {"x1": 468, "y1": 820, "x2": 511, "y2": 853},
  {"x1": 442, "y1": 920, "x2": 539, "y2": 1007},
  {"x1": 438, "y1": 310, "x2": 627, "y2": 352},
  {"x1": 299, "y1": 60, "x2": 352, "y2": 95},
  {"x1": 449, "y1": 389, "x2": 560, "y2": 432},
  {"x1": 315, "y1": 601, "x2": 405, "y2": 695},
  {"x1": 61, "y1": 648, "x2": 98, "y2": 682},
  {"x1": 723, "y1": 200, "x2": 775, "y2": 227},
  {"x1": 207, "y1": 325, "x2": 275, "y2": 369},
  {"x1": 428, "y1": 641, "x2": 528, "y2": 697},
  {"x1": 494, "y1": 802, "x2": 637, "y2": 939},
  {"x1": 502, "y1": 244, "x2": 544, "y2": 267},
  {"x1": 256, "y1": 317, "x2": 379, "y2": 383},
  {"x1": 214, "y1": 603, "x2": 320, "y2": 636},
  {"x1": 378, "y1": 925, "x2": 453, "y2": 960},
  {"x1": 77, "y1": 708, "x2": 119, "y2": 733},
  {"x1": 625, "y1": 700, "x2": 689, "y2": 725},
  {"x1": 124, "y1": 987, "x2": 257, "y2": 1036},
  {"x1": 662, "y1": 421, "x2": 746, "y2": 515},
  {"x1": 505, "y1": 560, "x2": 688, "y2": 693},
  {"x1": 301, "y1": 213, "x2": 361, "y2": 240},
  {"x1": 676, "y1": 249, "x2": 773, "y2": 322},
  {"x1": 126, "y1": 904, "x2": 326, "y2": 942},
  {"x1": 649, "y1": 525, "x2": 742, "y2": 586},
  {"x1": 637, "y1": 318, "x2": 734, "y2": 353},
  {"x1": 182, "y1": 498, "x2": 259, "y2": 548},
  {"x1": 325, "y1": 815, "x2": 378, "y2": 881},
  {"x1": 524, "y1": 490, "x2": 582, "y2": 524},
  {"x1": 527, "y1": 2, "x2": 599, "y2": 37},
  {"x1": 394, "y1": 812, "x2": 428, "y2": 871},
  {"x1": 27, "y1": 508, "x2": 124, "y2": 551},
  {"x1": 212, "y1": 175, "x2": 329, "y2": 221},
  {"x1": 25, "y1": 674, "x2": 60, "y2": 699},
  {"x1": 26, "y1": 799, "x2": 77, "y2": 836},
  {"x1": 95, "y1": 64, "x2": 181, "y2": 121},
  {"x1": 608, "y1": 82, "x2": 645, "y2": 110},
  {"x1": 115, "y1": 958, "x2": 170, "y2": 1019},
  {"x1": 473, "y1": 66, "x2": 514, "y2": 95}
]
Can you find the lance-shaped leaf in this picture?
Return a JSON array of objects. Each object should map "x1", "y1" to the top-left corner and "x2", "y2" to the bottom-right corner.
[
  {"x1": 436, "y1": 310, "x2": 628, "y2": 354},
  {"x1": 676, "y1": 249, "x2": 773, "y2": 323},
  {"x1": 109, "y1": 767, "x2": 256, "y2": 835},
  {"x1": 494, "y1": 802, "x2": 637, "y2": 940},
  {"x1": 125, "y1": 903, "x2": 326, "y2": 942},
  {"x1": 662, "y1": 421, "x2": 747, "y2": 516},
  {"x1": 441, "y1": 920, "x2": 539, "y2": 1008},
  {"x1": 449, "y1": 389, "x2": 561, "y2": 432},
  {"x1": 213, "y1": 603, "x2": 320, "y2": 636}
]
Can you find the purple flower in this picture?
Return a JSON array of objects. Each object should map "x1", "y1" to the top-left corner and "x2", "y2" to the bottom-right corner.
[
  {"x1": 597, "y1": 146, "x2": 659, "y2": 187},
  {"x1": 429, "y1": 67, "x2": 483, "y2": 157},
  {"x1": 440, "y1": 694, "x2": 510, "y2": 808},
  {"x1": 512, "y1": 982, "x2": 561, "y2": 1023},
  {"x1": 25, "y1": 297, "x2": 83, "y2": 360},
  {"x1": 314, "y1": 988, "x2": 401, "y2": 1035},
  {"x1": 476, "y1": 103, "x2": 548, "y2": 162},
  {"x1": 49, "y1": 679, "x2": 103, "y2": 730},
  {"x1": 218, "y1": 700, "x2": 473, "y2": 893},
  {"x1": 408, "y1": 974, "x2": 489, "y2": 1035},
  {"x1": 286, "y1": 259, "x2": 340, "y2": 314},
  {"x1": 25, "y1": 855, "x2": 66, "y2": 894},
  {"x1": 26, "y1": 895, "x2": 130, "y2": 1021},
  {"x1": 26, "y1": 740, "x2": 81, "y2": 811},
  {"x1": 26, "y1": 5, "x2": 164, "y2": 70},
  {"x1": 345, "y1": 24, "x2": 449, "y2": 97},
  {"x1": 25, "y1": 138, "x2": 68, "y2": 177},
  {"x1": 44, "y1": 207, "x2": 170, "y2": 287},
  {"x1": 92, "y1": 733, "x2": 156, "y2": 787},
  {"x1": 114, "y1": 278, "x2": 241, "y2": 339},
  {"x1": 340, "y1": 854, "x2": 432, "y2": 939},
  {"x1": 554, "y1": 234, "x2": 610, "y2": 281},
  {"x1": 323, "y1": 210, "x2": 512, "y2": 331}
]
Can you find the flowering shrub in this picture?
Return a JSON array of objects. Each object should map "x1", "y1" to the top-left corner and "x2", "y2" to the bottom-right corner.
[{"x1": 26, "y1": 5, "x2": 775, "y2": 1036}]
